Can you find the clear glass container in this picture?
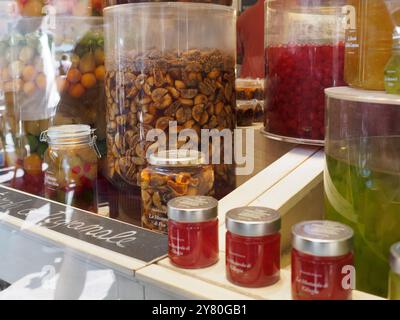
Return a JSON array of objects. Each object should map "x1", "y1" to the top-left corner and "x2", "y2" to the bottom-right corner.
[
  {"x1": 41, "y1": 124, "x2": 100, "y2": 213},
  {"x1": 389, "y1": 242, "x2": 400, "y2": 300},
  {"x1": 344, "y1": 0, "x2": 396, "y2": 90},
  {"x1": 236, "y1": 100, "x2": 255, "y2": 127},
  {"x1": 104, "y1": 0, "x2": 233, "y2": 6},
  {"x1": 104, "y1": 3, "x2": 236, "y2": 198},
  {"x1": 264, "y1": 0, "x2": 347, "y2": 145},
  {"x1": 325, "y1": 87, "x2": 400, "y2": 298},
  {"x1": 140, "y1": 150, "x2": 214, "y2": 234},
  {"x1": 52, "y1": 17, "x2": 106, "y2": 159},
  {"x1": 235, "y1": 78, "x2": 264, "y2": 101}
]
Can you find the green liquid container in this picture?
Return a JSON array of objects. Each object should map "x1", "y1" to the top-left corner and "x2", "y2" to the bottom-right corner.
[
  {"x1": 384, "y1": 28, "x2": 400, "y2": 94},
  {"x1": 389, "y1": 243, "x2": 400, "y2": 300}
]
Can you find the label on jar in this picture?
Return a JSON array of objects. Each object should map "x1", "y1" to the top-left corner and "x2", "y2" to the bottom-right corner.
[
  {"x1": 227, "y1": 251, "x2": 252, "y2": 274},
  {"x1": 285, "y1": 12, "x2": 345, "y2": 43},
  {"x1": 169, "y1": 235, "x2": 191, "y2": 257},
  {"x1": 295, "y1": 269, "x2": 329, "y2": 296}
]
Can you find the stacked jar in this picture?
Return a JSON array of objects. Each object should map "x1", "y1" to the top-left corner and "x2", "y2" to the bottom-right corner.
[
  {"x1": 103, "y1": 3, "x2": 236, "y2": 199},
  {"x1": 235, "y1": 78, "x2": 264, "y2": 127},
  {"x1": 264, "y1": 0, "x2": 347, "y2": 145}
]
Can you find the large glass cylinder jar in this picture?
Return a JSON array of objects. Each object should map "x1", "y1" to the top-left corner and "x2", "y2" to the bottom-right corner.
[
  {"x1": 325, "y1": 87, "x2": 400, "y2": 298},
  {"x1": 42, "y1": 124, "x2": 99, "y2": 213},
  {"x1": 264, "y1": 0, "x2": 347, "y2": 145},
  {"x1": 344, "y1": 0, "x2": 396, "y2": 91},
  {"x1": 104, "y1": 3, "x2": 236, "y2": 198}
]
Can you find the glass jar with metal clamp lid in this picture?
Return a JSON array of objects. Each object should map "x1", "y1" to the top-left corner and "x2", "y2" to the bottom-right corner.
[{"x1": 40, "y1": 124, "x2": 101, "y2": 213}]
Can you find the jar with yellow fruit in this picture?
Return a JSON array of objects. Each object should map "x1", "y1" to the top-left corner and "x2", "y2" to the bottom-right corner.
[
  {"x1": 41, "y1": 124, "x2": 100, "y2": 212},
  {"x1": 53, "y1": 17, "x2": 106, "y2": 160}
]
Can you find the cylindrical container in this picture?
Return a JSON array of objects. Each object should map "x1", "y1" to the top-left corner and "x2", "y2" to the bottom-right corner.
[
  {"x1": 264, "y1": 0, "x2": 346, "y2": 145},
  {"x1": 325, "y1": 86, "x2": 400, "y2": 298},
  {"x1": 52, "y1": 17, "x2": 107, "y2": 160},
  {"x1": 389, "y1": 242, "x2": 400, "y2": 300},
  {"x1": 225, "y1": 207, "x2": 281, "y2": 288},
  {"x1": 236, "y1": 101, "x2": 255, "y2": 127},
  {"x1": 104, "y1": 0, "x2": 233, "y2": 6},
  {"x1": 41, "y1": 124, "x2": 99, "y2": 212},
  {"x1": 0, "y1": 17, "x2": 56, "y2": 196},
  {"x1": 344, "y1": 0, "x2": 395, "y2": 90},
  {"x1": 104, "y1": 3, "x2": 236, "y2": 198},
  {"x1": 141, "y1": 150, "x2": 214, "y2": 234},
  {"x1": 235, "y1": 78, "x2": 264, "y2": 101},
  {"x1": 291, "y1": 220, "x2": 354, "y2": 300},
  {"x1": 168, "y1": 195, "x2": 219, "y2": 269}
]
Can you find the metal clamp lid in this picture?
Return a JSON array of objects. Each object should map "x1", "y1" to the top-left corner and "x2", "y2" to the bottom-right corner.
[
  {"x1": 226, "y1": 207, "x2": 281, "y2": 237},
  {"x1": 40, "y1": 124, "x2": 101, "y2": 158},
  {"x1": 292, "y1": 220, "x2": 354, "y2": 257},
  {"x1": 167, "y1": 196, "x2": 218, "y2": 223}
]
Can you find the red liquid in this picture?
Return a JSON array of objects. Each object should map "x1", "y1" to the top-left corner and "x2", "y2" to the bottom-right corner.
[
  {"x1": 265, "y1": 43, "x2": 346, "y2": 141},
  {"x1": 226, "y1": 231, "x2": 280, "y2": 287},
  {"x1": 291, "y1": 249, "x2": 354, "y2": 300},
  {"x1": 168, "y1": 219, "x2": 219, "y2": 269}
]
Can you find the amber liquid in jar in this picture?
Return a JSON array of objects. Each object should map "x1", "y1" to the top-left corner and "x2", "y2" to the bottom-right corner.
[{"x1": 344, "y1": 0, "x2": 395, "y2": 90}]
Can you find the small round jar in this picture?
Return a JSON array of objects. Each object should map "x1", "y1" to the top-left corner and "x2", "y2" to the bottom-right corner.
[
  {"x1": 225, "y1": 207, "x2": 281, "y2": 287},
  {"x1": 41, "y1": 125, "x2": 100, "y2": 213},
  {"x1": 291, "y1": 220, "x2": 354, "y2": 300},
  {"x1": 141, "y1": 150, "x2": 214, "y2": 234},
  {"x1": 389, "y1": 242, "x2": 400, "y2": 300},
  {"x1": 167, "y1": 196, "x2": 219, "y2": 269}
]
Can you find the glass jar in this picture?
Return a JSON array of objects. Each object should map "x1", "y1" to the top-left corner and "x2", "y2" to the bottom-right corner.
[
  {"x1": 235, "y1": 78, "x2": 264, "y2": 101},
  {"x1": 325, "y1": 87, "x2": 400, "y2": 298},
  {"x1": 225, "y1": 207, "x2": 281, "y2": 288},
  {"x1": 344, "y1": 0, "x2": 395, "y2": 90},
  {"x1": 52, "y1": 17, "x2": 107, "y2": 161},
  {"x1": 168, "y1": 195, "x2": 219, "y2": 269},
  {"x1": 236, "y1": 101, "x2": 255, "y2": 127},
  {"x1": 104, "y1": 3, "x2": 236, "y2": 199},
  {"x1": 291, "y1": 220, "x2": 354, "y2": 300},
  {"x1": 389, "y1": 242, "x2": 400, "y2": 300},
  {"x1": 41, "y1": 124, "x2": 100, "y2": 212},
  {"x1": 104, "y1": 0, "x2": 233, "y2": 6},
  {"x1": 140, "y1": 150, "x2": 214, "y2": 234},
  {"x1": 264, "y1": 0, "x2": 346, "y2": 145}
]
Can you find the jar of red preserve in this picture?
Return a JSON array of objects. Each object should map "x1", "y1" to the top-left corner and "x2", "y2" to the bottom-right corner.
[
  {"x1": 168, "y1": 196, "x2": 219, "y2": 269},
  {"x1": 291, "y1": 220, "x2": 354, "y2": 300},
  {"x1": 264, "y1": 0, "x2": 347, "y2": 145},
  {"x1": 225, "y1": 207, "x2": 281, "y2": 287}
]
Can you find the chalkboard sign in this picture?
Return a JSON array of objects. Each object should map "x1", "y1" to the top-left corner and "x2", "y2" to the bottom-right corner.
[{"x1": 0, "y1": 186, "x2": 168, "y2": 263}]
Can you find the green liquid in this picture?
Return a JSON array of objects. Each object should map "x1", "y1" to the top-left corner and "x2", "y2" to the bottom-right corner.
[
  {"x1": 325, "y1": 137, "x2": 400, "y2": 297},
  {"x1": 389, "y1": 271, "x2": 400, "y2": 300}
]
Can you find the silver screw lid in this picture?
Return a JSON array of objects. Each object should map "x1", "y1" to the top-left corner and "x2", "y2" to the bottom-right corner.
[
  {"x1": 167, "y1": 196, "x2": 218, "y2": 223},
  {"x1": 292, "y1": 220, "x2": 354, "y2": 257},
  {"x1": 149, "y1": 149, "x2": 206, "y2": 167},
  {"x1": 226, "y1": 207, "x2": 281, "y2": 237},
  {"x1": 390, "y1": 242, "x2": 400, "y2": 275}
]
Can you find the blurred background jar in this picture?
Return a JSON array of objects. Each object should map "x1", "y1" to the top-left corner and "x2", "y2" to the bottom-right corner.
[
  {"x1": 104, "y1": 0, "x2": 232, "y2": 6},
  {"x1": 389, "y1": 242, "x2": 400, "y2": 300},
  {"x1": 104, "y1": 3, "x2": 236, "y2": 199},
  {"x1": 264, "y1": 0, "x2": 347, "y2": 145},
  {"x1": 140, "y1": 150, "x2": 214, "y2": 234},
  {"x1": 41, "y1": 124, "x2": 99, "y2": 213},
  {"x1": 344, "y1": 0, "x2": 397, "y2": 91},
  {"x1": 325, "y1": 87, "x2": 400, "y2": 298}
]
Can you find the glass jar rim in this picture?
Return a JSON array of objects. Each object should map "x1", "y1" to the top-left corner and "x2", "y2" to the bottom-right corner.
[{"x1": 148, "y1": 149, "x2": 206, "y2": 167}]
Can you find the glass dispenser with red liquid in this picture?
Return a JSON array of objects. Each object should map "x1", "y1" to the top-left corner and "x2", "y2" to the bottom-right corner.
[{"x1": 264, "y1": 0, "x2": 347, "y2": 145}]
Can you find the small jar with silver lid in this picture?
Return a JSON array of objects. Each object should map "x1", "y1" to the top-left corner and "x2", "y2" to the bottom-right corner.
[
  {"x1": 389, "y1": 242, "x2": 400, "y2": 300},
  {"x1": 225, "y1": 207, "x2": 281, "y2": 287},
  {"x1": 291, "y1": 220, "x2": 354, "y2": 300},
  {"x1": 167, "y1": 195, "x2": 219, "y2": 269},
  {"x1": 140, "y1": 150, "x2": 214, "y2": 234}
]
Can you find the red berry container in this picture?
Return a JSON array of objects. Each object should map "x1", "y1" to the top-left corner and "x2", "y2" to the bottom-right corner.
[
  {"x1": 225, "y1": 207, "x2": 281, "y2": 287},
  {"x1": 263, "y1": 0, "x2": 347, "y2": 145},
  {"x1": 291, "y1": 220, "x2": 354, "y2": 300},
  {"x1": 168, "y1": 196, "x2": 219, "y2": 269}
]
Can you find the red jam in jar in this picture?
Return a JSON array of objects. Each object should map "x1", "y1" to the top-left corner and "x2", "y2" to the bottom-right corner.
[
  {"x1": 168, "y1": 196, "x2": 219, "y2": 269},
  {"x1": 265, "y1": 43, "x2": 346, "y2": 142},
  {"x1": 225, "y1": 207, "x2": 281, "y2": 287},
  {"x1": 291, "y1": 220, "x2": 354, "y2": 300}
]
